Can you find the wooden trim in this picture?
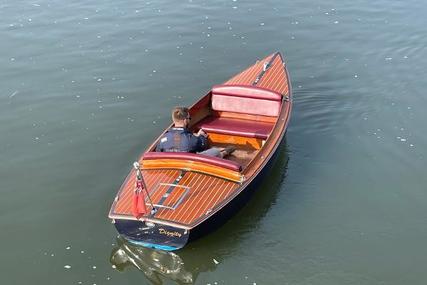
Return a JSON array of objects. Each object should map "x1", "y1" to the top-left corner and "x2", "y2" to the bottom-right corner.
[
  {"x1": 212, "y1": 111, "x2": 277, "y2": 123},
  {"x1": 253, "y1": 52, "x2": 280, "y2": 85},
  {"x1": 225, "y1": 54, "x2": 274, "y2": 85},
  {"x1": 256, "y1": 54, "x2": 289, "y2": 95},
  {"x1": 141, "y1": 159, "x2": 243, "y2": 183},
  {"x1": 188, "y1": 93, "x2": 212, "y2": 127},
  {"x1": 207, "y1": 132, "x2": 263, "y2": 150}
]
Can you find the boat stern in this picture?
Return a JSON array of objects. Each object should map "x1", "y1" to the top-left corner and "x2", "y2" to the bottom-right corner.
[{"x1": 113, "y1": 219, "x2": 190, "y2": 251}]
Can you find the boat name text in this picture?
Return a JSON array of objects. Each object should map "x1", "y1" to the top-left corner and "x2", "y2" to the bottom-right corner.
[{"x1": 159, "y1": 228, "x2": 182, "y2": 238}]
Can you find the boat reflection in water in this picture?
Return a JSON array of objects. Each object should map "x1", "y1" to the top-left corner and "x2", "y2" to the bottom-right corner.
[
  {"x1": 111, "y1": 236, "x2": 193, "y2": 283},
  {"x1": 110, "y1": 142, "x2": 289, "y2": 284}
]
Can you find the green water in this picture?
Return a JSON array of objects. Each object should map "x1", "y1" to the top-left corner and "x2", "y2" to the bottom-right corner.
[{"x1": 1, "y1": 0, "x2": 426, "y2": 284}]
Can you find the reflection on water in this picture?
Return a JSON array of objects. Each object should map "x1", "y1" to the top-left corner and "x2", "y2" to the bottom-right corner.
[
  {"x1": 111, "y1": 236, "x2": 193, "y2": 284},
  {"x1": 110, "y1": 142, "x2": 289, "y2": 284}
]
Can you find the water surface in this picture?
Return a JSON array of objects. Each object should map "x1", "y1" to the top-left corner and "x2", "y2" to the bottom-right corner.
[{"x1": 1, "y1": 0, "x2": 427, "y2": 284}]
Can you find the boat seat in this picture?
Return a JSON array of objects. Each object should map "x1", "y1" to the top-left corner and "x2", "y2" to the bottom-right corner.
[
  {"x1": 143, "y1": 152, "x2": 242, "y2": 172},
  {"x1": 196, "y1": 85, "x2": 281, "y2": 139},
  {"x1": 197, "y1": 116, "x2": 274, "y2": 140},
  {"x1": 210, "y1": 85, "x2": 282, "y2": 117}
]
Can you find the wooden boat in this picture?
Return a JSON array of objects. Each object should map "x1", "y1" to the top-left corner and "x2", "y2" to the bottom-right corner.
[{"x1": 108, "y1": 52, "x2": 292, "y2": 251}]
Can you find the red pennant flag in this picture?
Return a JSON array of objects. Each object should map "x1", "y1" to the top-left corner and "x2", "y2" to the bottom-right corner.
[{"x1": 132, "y1": 181, "x2": 148, "y2": 219}]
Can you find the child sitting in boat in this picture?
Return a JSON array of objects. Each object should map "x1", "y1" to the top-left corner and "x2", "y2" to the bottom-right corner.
[{"x1": 156, "y1": 106, "x2": 235, "y2": 158}]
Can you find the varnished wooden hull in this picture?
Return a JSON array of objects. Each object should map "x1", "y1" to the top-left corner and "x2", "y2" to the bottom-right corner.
[{"x1": 109, "y1": 52, "x2": 292, "y2": 250}]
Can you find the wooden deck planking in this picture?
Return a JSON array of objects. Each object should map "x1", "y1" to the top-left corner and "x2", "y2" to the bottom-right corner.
[
  {"x1": 171, "y1": 174, "x2": 211, "y2": 222},
  {"x1": 159, "y1": 171, "x2": 197, "y2": 221},
  {"x1": 148, "y1": 170, "x2": 178, "y2": 201},
  {"x1": 146, "y1": 170, "x2": 175, "y2": 205},
  {"x1": 114, "y1": 169, "x2": 180, "y2": 214},
  {"x1": 181, "y1": 177, "x2": 227, "y2": 224},
  {"x1": 225, "y1": 61, "x2": 260, "y2": 85},
  {"x1": 181, "y1": 177, "x2": 233, "y2": 224},
  {"x1": 168, "y1": 173, "x2": 237, "y2": 224},
  {"x1": 256, "y1": 55, "x2": 289, "y2": 95},
  {"x1": 115, "y1": 172, "x2": 136, "y2": 214},
  {"x1": 171, "y1": 174, "x2": 209, "y2": 222},
  {"x1": 225, "y1": 54, "x2": 273, "y2": 85},
  {"x1": 185, "y1": 178, "x2": 235, "y2": 224},
  {"x1": 168, "y1": 174, "x2": 211, "y2": 222},
  {"x1": 147, "y1": 169, "x2": 180, "y2": 217},
  {"x1": 223, "y1": 53, "x2": 289, "y2": 97},
  {"x1": 159, "y1": 172, "x2": 199, "y2": 221},
  {"x1": 111, "y1": 169, "x2": 240, "y2": 226},
  {"x1": 160, "y1": 171, "x2": 192, "y2": 211},
  {"x1": 257, "y1": 56, "x2": 283, "y2": 89}
]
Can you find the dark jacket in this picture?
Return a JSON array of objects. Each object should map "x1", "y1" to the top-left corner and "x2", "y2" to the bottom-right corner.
[{"x1": 155, "y1": 127, "x2": 208, "y2": 153}]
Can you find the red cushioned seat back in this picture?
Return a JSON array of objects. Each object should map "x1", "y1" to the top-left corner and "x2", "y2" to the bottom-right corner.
[
  {"x1": 143, "y1": 152, "x2": 242, "y2": 172},
  {"x1": 211, "y1": 85, "x2": 282, "y2": 117}
]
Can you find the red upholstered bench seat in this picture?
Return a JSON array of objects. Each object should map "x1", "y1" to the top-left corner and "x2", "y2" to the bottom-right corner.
[
  {"x1": 143, "y1": 151, "x2": 242, "y2": 172},
  {"x1": 211, "y1": 85, "x2": 283, "y2": 117},
  {"x1": 197, "y1": 116, "x2": 274, "y2": 140},
  {"x1": 198, "y1": 85, "x2": 280, "y2": 139}
]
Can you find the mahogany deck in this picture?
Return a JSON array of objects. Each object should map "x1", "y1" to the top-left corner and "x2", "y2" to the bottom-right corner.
[
  {"x1": 110, "y1": 169, "x2": 239, "y2": 227},
  {"x1": 225, "y1": 53, "x2": 289, "y2": 96},
  {"x1": 109, "y1": 52, "x2": 292, "y2": 228}
]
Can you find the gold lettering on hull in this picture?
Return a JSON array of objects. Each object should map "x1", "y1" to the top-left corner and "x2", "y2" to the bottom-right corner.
[{"x1": 158, "y1": 228, "x2": 182, "y2": 238}]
